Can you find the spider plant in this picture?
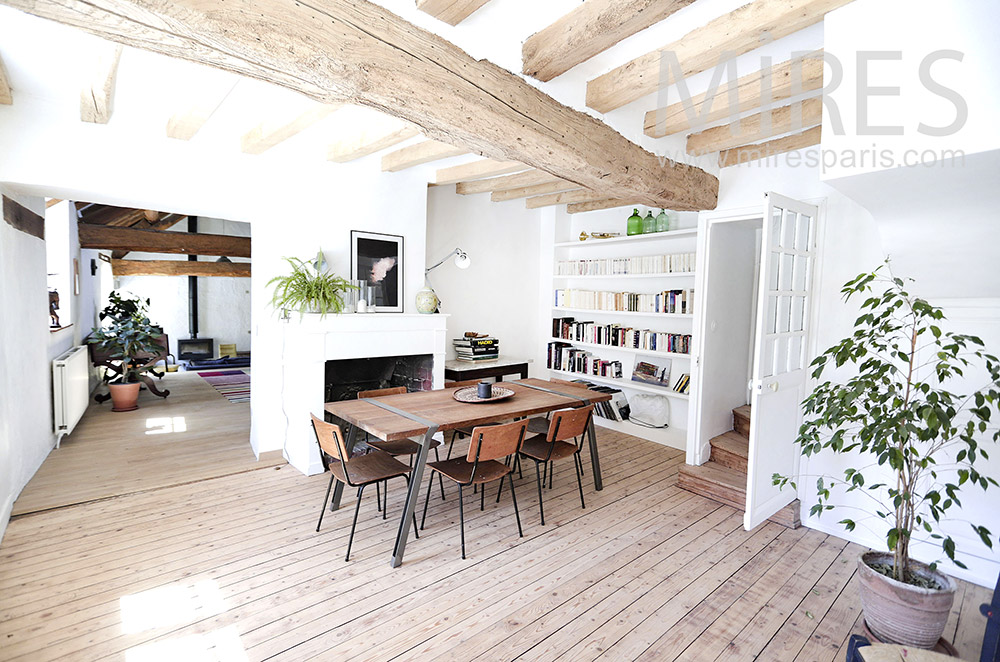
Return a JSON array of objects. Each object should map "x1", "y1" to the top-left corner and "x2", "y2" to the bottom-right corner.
[{"x1": 267, "y1": 253, "x2": 356, "y2": 318}]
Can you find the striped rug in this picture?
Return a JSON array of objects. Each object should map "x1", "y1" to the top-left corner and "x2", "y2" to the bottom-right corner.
[{"x1": 198, "y1": 370, "x2": 251, "y2": 403}]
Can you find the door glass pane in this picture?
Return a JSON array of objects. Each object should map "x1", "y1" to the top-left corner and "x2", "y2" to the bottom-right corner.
[
  {"x1": 768, "y1": 251, "x2": 780, "y2": 290},
  {"x1": 770, "y1": 207, "x2": 783, "y2": 249},
  {"x1": 788, "y1": 334, "x2": 804, "y2": 371},
  {"x1": 761, "y1": 336, "x2": 775, "y2": 378},
  {"x1": 779, "y1": 253, "x2": 794, "y2": 291},
  {"x1": 777, "y1": 296, "x2": 791, "y2": 333},
  {"x1": 773, "y1": 336, "x2": 788, "y2": 375},
  {"x1": 796, "y1": 214, "x2": 813, "y2": 251},
  {"x1": 792, "y1": 254, "x2": 809, "y2": 292},
  {"x1": 782, "y1": 210, "x2": 798, "y2": 249},
  {"x1": 765, "y1": 294, "x2": 778, "y2": 334},
  {"x1": 790, "y1": 295, "x2": 805, "y2": 332}
]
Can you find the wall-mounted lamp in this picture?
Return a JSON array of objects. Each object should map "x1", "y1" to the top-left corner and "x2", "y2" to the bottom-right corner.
[
  {"x1": 425, "y1": 248, "x2": 471, "y2": 275},
  {"x1": 417, "y1": 248, "x2": 471, "y2": 314}
]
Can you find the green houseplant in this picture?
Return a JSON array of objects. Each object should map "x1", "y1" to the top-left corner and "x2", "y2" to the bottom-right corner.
[
  {"x1": 267, "y1": 251, "x2": 356, "y2": 318},
  {"x1": 88, "y1": 292, "x2": 164, "y2": 411},
  {"x1": 775, "y1": 264, "x2": 1000, "y2": 648}
]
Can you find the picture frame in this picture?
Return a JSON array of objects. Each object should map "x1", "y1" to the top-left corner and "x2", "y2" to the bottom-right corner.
[{"x1": 350, "y1": 230, "x2": 404, "y2": 313}]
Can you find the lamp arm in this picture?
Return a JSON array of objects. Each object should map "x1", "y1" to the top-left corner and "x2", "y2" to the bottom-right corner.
[{"x1": 425, "y1": 248, "x2": 461, "y2": 275}]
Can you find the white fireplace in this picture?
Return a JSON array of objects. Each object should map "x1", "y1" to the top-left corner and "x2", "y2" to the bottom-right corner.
[{"x1": 272, "y1": 314, "x2": 448, "y2": 475}]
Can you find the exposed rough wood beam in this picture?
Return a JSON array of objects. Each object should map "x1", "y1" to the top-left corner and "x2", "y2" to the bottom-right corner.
[
  {"x1": 523, "y1": 0, "x2": 695, "y2": 82},
  {"x1": 382, "y1": 140, "x2": 468, "y2": 172},
  {"x1": 79, "y1": 224, "x2": 251, "y2": 257},
  {"x1": 526, "y1": 189, "x2": 608, "y2": 209},
  {"x1": 2, "y1": 0, "x2": 718, "y2": 210},
  {"x1": 719, "y1": 125, "x2": 821, "y2": 167},
  {"x1": 456, "y1": 170, "x2": 567, "y2": 195},
  {"x1": 328, "y1": 123, "x2": 420, "y2": 163},
  {"x1": 142, "y1": 210, "x2": 159, "y2": 221},
  {"x1": 416, "y1": 0, "x2": 491, "y2": 26},
  {"x1": 587, "y1": 0, "x2": 852, "y2": 114},
  {"x1": 2, "y1": 195, "x2": 44, "y2": 239},
  {"x1": 142, "y1": 213, "x2": 188, "y2": 232},
  {"x1": 242, "y1": 104, "x2": 342, "y2": 155},
  {"x1": 432, "y1": 159, "x2": 527, "y2": 186},
  {"x1": 112, "y1": 259, "x2": 250, "y2": 277},
  {"x1": 0, "y1": 54, "x2": 12, "y2": 105},
  {"x1": 687, "y1": 97, "x2": 822, "y2": 155},
  {"x1": 491, "y1": 179, "x2": 578, "y2": 202},
  {"x1": 166, "y1": 81, "x2": 238, "y2": 140},
  {"x1": 567, "y1": 199, "x2": 639, "y2": 214},
  {"x1": 45, "y1": 198, "x2": 64, "y2": 208},
  {"x1": 645, "y1": 50, "x2": 825, "y2": 138},
  {"x1": 80, "y1": 42, "x2": 123, "y2": 124}
]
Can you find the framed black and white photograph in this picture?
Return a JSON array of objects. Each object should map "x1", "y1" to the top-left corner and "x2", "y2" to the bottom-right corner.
[{"x1": 351, "y1": 230, "x2": 403, "y2": 313}]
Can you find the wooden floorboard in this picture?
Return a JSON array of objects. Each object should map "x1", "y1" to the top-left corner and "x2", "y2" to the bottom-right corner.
[{"x1": 0, "y1": 382, "x2": 992, "y2": 661}]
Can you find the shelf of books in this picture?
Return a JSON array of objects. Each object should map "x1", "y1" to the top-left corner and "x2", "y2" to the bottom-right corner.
[{"x1": 553, "y1": 228, "x2": 698, "y2": 248}]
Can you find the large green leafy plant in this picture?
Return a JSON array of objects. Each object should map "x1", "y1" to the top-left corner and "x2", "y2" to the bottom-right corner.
[
  {"x1": 775, "y1": 264, "x2": 1000, "y2": 584},
  {"x1": 89, "y1": 292, "x2": 163, "y2": 384},
  {"x1": 267, "y1": 251, "x2": 356, "y2": 318}
]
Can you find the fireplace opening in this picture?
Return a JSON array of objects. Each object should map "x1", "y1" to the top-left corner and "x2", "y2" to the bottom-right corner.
[{"x1": 325, "y1": 354, "x2": 434, "y2": 403}]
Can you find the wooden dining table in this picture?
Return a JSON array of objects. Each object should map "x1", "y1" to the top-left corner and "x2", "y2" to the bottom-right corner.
[{"x1": 324, "y1": 378, "x2": 612, "y2": 567}]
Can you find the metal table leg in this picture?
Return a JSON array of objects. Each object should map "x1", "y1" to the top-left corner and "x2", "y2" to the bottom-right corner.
[
  {"x1": 330, "y1": 424, "x2": 359, "y2": 511},
  {"x1": 391, "y1": 425, "x2": 438, "y2": 568},
  {"x1": 587, "y1": 418, "x2": 603, "y2": 491}
]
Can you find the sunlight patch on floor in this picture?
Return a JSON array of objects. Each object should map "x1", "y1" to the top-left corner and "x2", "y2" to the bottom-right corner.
[
  {"x1": 119, "y1": 579, "x2": 225, "y2": 634},
  {"x1": 145, "y1": 416, "x2": 188, "y2": 435}
]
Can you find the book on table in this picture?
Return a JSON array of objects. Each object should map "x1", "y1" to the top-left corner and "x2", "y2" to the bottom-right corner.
[{"x1": 453, "y1": 337, "x2": 498, "y2": 348}]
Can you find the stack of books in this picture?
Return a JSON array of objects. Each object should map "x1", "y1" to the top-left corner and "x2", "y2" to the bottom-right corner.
[
  {"x1": 453, "y1": 336, "x2": 499, "y2": 362},
  {"x1": 564, "y1": 379, "x2": 631, "y2": 422}
]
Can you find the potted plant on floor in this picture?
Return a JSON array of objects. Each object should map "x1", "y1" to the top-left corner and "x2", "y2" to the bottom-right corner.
[
  {"x1": 89, "y1": 293, "x2": 163, "y2": 412},
  {"x1": 268, "y1": 250, "x2": 356, "y2": 318},
  {"x1": 775, "y1": 263, "x2": 1000, "y2": 648}
]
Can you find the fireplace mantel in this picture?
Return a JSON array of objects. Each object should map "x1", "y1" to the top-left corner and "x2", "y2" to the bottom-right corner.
[{"x1": 276, "y1": 313, "x2": 449, "y2": 475}]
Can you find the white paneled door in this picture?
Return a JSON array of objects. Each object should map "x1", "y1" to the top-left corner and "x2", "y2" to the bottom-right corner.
[{"x1": 744, "y1": 193, "x2": 820, "y2": 530}]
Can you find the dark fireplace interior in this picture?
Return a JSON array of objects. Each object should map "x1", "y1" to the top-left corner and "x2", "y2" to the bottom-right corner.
[
  {"x1": 178, "y1": 337, "x2": 214, "y2": 360},
  {"x1": 325, "y1": 354, "x2": 434, "y2": 403}
]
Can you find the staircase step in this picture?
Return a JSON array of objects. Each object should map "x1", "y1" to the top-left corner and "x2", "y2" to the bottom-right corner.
[
  {"x1": 678, "y1": 461, "x2": 800, "y2": 529},
  {"x1": 733, "y1": 405, "x2": 751, "y2": 438},
  {"x1": 709, "y1": 431, "x2": 749, "y2": 473}
]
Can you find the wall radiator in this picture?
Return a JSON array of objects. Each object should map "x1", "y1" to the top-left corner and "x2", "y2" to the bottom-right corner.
[{"x1": 52, "y1": 345, "x2": 90, "y2": 447}]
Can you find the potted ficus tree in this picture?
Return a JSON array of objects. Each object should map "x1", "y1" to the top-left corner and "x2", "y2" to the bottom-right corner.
[
  {"x1": 267, "y1": 250, "x2": 356, "y2": 318},
  {"x1": 88, "y1": 292, "x2": 164, "y2": 412},
  {"x1": 775, "y1": 263, "x2": 1000, "y2": 649}
]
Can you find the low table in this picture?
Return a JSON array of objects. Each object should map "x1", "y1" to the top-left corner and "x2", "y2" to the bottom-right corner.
[{"x1": 444, "y1": 357, "x2": 531, "y2": 382}]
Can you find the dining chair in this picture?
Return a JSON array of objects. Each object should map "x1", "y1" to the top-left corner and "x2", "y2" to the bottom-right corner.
[
  {"x1": 444, "y1": 379, "x2": 494, "y2": 460},
  {"x1": 420, "y1": 419, "x2": 527, "y2": 559},
  {"x1": 517, "y1": 405, "x2": 594, "y2": 526},
  {"x1": 311, "y1": 414, "x2": 419, "y2": 561},
  {"x1": 358, "y1": 386, "x2": 446, "y2": 502}
]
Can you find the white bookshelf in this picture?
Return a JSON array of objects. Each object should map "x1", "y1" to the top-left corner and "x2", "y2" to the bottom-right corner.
[{"x1": 546, "y1": 221, "x2": 698, "y2": 451}]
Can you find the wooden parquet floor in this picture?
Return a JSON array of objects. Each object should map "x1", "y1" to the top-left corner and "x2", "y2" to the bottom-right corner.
[{"x1": 0, "y1": 403, "x2": 991, "y2": 660}]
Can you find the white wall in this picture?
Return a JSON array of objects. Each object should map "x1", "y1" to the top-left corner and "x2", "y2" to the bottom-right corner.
[{"x1": 425, "y1": 187, "x2": 542, "y2": 368}]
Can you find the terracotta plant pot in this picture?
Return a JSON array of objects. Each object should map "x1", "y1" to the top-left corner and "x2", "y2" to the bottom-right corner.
[
  {"x1": 109, "y1": 382, "x2": 141, "y2": 412},
  {"x1": 857, "y1": 551, "x2": 957, "y2": 648}
]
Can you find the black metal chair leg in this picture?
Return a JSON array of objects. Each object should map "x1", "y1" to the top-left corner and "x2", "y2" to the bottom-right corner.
[
  {"x1": 574, "y1": 453, "x2": 586, "y2": 509},
  {"x1": 382, "y1": 479, "x2": 388, "y2": 520},
  {"x1": 534, "y1": 461, "x2": 545, "y2": 526},
  {"x1": 508, "y1": 472, "x2": 523, "y2": 538},
  {"x1": 346, "y1": 485, "x2": 365, "y2": 562},
  {"x1": 316, "y1": 473, "x2": 335, "y2": 532},
  {"x1": 435, "y1": 446, "x2": 446, "y2": 501},
  {"x1": 516, "y1": 455, "x2": 523, "y2": 479},
  {"x1": 549, "y1": 461, "x2": 554, "y2": 489},
  {"x1": 421, "y1": 469, "x2": 435, "y2": 529},
  {"x1": 459, "y1": 484, "x2": 466, "y2": 559},
  {"x1": 496, "y1": 472, "x2": 505, "y2": 503},
  {"x1": 376, "y1": 480, "x2": 383, "y2": 515},
  {"x1": 480, "y1": 483, "x2": 485, "y2": 511}
]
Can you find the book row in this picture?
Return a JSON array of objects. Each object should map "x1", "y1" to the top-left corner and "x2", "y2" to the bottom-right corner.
[
  {"x1": 552, "y1": 317, "x2": 692, "y2": 354},
  {"x1": 554, "y1": 288, "x2": 695, "y2": 314},
  {"x1": 568, "y1": 380, "x2": 631, "y2": 422},
  {"x1": 546, "y1": 342, "x2": 624, "y2": 379},
  {"x1": 554, "y1": 252, "x2": 696, "y2": 276}
]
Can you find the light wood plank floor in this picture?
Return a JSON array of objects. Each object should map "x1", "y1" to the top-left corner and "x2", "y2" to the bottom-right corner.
[
  {"x1": 0, "y1": 427, "x2": 990, "y2": 661},
  {"x1": 12, "y1": 370, "x2": 282, "y2": 516}
]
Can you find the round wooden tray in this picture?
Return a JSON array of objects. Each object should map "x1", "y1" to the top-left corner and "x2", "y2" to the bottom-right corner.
[{"x1": 453, "y1": 385, "x2": 515, "y2": 403}]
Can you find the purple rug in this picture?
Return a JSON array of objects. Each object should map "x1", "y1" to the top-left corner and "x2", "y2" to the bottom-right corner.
[{"x1": 199, "y1": 370, "x2": 250, "y2": 403}]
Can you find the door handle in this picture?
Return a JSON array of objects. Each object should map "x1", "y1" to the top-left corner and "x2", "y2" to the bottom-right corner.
[{"x1": 768, "y1": 381, "x2": 778, "y2": 392}]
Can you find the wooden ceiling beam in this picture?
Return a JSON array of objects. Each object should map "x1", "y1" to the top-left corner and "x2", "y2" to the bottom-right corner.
[
  {"x1": 523, "y1": 0, "x2": 695, "y2": 82},
  {"x1": 112, "y1": 259, "x2": 250, "y2": 277},
  {"x1": 490, "y1": 179, "x2": 578, "y2": 202},
  {"x1": 382, "y1": 140, "x2": 469, "y2": 172},
  {"x1": 3, "y1": 0, "x2": 718, "y2": 209},
  {"x1": 166, "y1": 81, "x2": 238, "y2": 140},
  {"x1": 328, "y1": 123, "x2": 420, "y2": 163},
  {"x1": 644, "y1": 50, "x2": 825, "y2": 138},
  {"x1": 80, "y1": 42, "x2": 123, "y2": 124},
  {"x1": 432, "y1": 159, "x2": 527, "y2": 186},
  {"x1": 719, "y1": 125, "x2": 821, "y2": 167},
  {"x1": 567, "y1": 199, "x2": 639, "y2": 214},
  {"x1": 686, "y1": 97, "x2": 822, "y2": 155},
  {"x1": 525, "y1": 189, "x2": 606, "y2": 209},
  {"x1": 456, "y1": 169, "x2": 567, "y2": 195},
  {"x1": 241, "y1": 104, "x2": 343, "y2": 155},
  {"x1": 45, "y1": 198, "x2": 64, "y2": 208},
  {"x1": 79, "y1": 224, "x2": 251, "y2": 257},
  {"x1": 587, "y1": 0, "x2": 852, "y2": 114},
  {"x1": 416, "y1": 0, "x2": 491, "y2": 26},
  {"x1": 0, "y1": 54, "x2": 12, "y2": 105}
]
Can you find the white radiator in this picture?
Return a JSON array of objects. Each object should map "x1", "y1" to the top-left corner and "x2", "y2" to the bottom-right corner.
[{"x1": 53, "y1": 345, "x2": 90, "y2": 447}]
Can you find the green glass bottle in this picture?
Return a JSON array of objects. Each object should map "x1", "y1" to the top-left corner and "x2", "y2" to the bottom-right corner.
[
  {"x1": 642, "y1": 211, "x2": 655, "y2": 234},
  {"x1": 627, "y1": 208, "x2": 642, "y2": 236},
  {"x1": 655, "y1": 209, "x2": 669, "y2": 233}
]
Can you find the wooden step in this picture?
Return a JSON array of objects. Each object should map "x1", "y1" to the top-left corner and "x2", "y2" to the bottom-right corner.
[
  {"x1": 709, "y1": 431, "x2": 749, "y2": 473},
  {"x1": 733, "y1": 404, "x2": 751, "y2": 438},
  {"x1": 678, "y1": 461, "x2": 800, "y2": 529}
]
